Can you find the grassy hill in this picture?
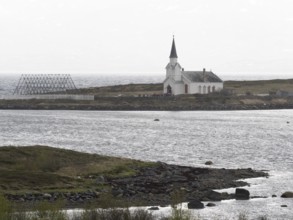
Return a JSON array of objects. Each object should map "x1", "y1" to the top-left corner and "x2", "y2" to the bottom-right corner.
[
  {"x1": 0, "y1": 146, "x2": 153, "y2": 194},
  {"x1": 224, "y1": 78, "x2": 293, "y2": 95}
]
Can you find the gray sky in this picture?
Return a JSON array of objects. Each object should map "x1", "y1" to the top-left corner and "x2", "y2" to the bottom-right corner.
[{"x1": 0, "y1": 0, "x2": 293, "y2": 76}]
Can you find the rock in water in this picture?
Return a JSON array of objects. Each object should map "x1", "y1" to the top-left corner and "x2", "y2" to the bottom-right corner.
[
  {"x1": 235, "y1": 188, "x2": 250, "y2": 200},
  {"x1": 281, "y1": 191, "x2": 293, "y2": 198},
  {"x1": 148, "y1": 207, "x2": 159, "y2": 210},
  {"x1": 206, "y1": 202, "x2": 216, "y2": 207},
  {"x1": 187, "y1": 200, "x2": 204, "y2": 209},
  {"x1": 154, "y1": 119, "x2": 160, "y2": 121},
  {"x1": 205, "y1": 161, "x2": 213, "y2": 165}
]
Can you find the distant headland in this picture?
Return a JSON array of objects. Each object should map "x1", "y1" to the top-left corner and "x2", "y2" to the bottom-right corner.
[{"x1": 0, "y1": 79, "x2": 292, "y2": 111}]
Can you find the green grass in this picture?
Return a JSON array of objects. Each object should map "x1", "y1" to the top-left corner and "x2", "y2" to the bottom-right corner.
[
  {"x1": 76, "y1": 79, "x2": 293, "y2": 96},
  {"x1": 76, "y1": 83, "x2": 163, "y2": 97},
  {"x1": 0, "y1": 146, "x2": 155, "y2": 194},
  {"x1": 225, "y1": 78, "x2": 293, "y2": 95},
  {"x1": 0, "y1": 193, "x2": 270, "y2": 220}
]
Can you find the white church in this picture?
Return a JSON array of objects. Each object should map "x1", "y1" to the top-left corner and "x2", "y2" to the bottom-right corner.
[{"x1": 163, "y1": 37, "x2": 223, "y2": 95}]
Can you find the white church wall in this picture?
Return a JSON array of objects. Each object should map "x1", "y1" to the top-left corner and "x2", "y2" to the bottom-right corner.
[
  {"x1": 164, "y1": 79, "x2": 223, "y2": 95},
  {"x1": 188, "y1": 82, "x2": 223, "y2": 94},
  {"x1": 173, "y1": 83, "x2": 185, "y2": 95},
  {"x1": 163, "y1": 78, "x2": 173, "y2": 94},
  {"x1": 166, "y1": 65, "x2": 182, "y2": 82}
]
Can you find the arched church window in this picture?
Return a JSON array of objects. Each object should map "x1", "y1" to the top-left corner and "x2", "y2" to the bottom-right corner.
[
  {"x1": 185, "y1": 84, "x2": 188, "y2": 94},
  {"x1": 203, "y1": 86, "x2": 206, "y2": 94},
  {"x1": 212, "y1": 86, "x2": 216, "y2": 92},
  {"x1": 208, "y1": 86, "x2": 211, "y2": 93}
]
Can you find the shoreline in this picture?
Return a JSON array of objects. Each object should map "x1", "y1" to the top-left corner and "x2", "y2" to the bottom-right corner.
[
  {"x1": 0, "y1": 146, "x2": 268, "y2": 210},
  {"x1": 0, "y1": 95, "x2": 293, "y2": 111},
  {"x1": 0, "y1": 79, "x2": 293, "y2": 111}
]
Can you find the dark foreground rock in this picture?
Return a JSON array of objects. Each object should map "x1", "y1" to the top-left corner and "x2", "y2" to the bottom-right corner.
[
  {"x1": 107, "y1": 162, "x2": 267, "y2": 206},
  {"x1": 206, "y1": 202, "x2": 216, "y2": 207},
  {"x1": 281, "y1": 191, "x2": 293, "y2": 198},
  {"x1": 235, "y1": 188, "x2": 250, "y2": 200},
  {"x1": 148, "y1": 207, "x2": 160, "y2": 210},
  {"x1": 188, "y1": 200, "x2": 204, "y2": 209}
]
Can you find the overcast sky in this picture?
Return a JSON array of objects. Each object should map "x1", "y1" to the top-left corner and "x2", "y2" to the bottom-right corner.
[{"x1": 0, "y1": 0, "x2": 293, "y2": 76}]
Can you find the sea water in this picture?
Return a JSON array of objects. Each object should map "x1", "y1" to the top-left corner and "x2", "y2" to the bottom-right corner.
[{"x1": 0, "y1": 110, "x2": 292, "y2": 219}]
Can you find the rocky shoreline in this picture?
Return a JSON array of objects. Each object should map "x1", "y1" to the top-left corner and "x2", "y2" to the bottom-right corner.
[
  {"x1": 0, "y1": 95, "x2": 293, "y2": 111},
  {"x1": 5, "y1": 162, "x2": 268, "y2": 209}
]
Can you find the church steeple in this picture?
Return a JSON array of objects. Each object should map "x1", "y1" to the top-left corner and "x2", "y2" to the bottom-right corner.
[{"x1": 169, "y1": 36, "x2": 178, "y2": 58}]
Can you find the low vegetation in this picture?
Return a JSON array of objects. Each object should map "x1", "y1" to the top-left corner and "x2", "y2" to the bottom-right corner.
[
  {"x1": 0, "y1": 194, "x2": 270, "y2": 220},
  {"x1": 224, "y1": 78, "x2": 293, "y2": 95},
  {"x1": 76, "y1": 83, "x2": 163, "y2": 97},
  {"x1": 0, "y1": 146, "x2": 271, "y2": 219},
  {"x1": 0, "y1": 146, "x2": 154, "y2": 203}
]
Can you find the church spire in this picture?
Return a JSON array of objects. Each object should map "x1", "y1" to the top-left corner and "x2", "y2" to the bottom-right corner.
[{"x1": 169, "y1": 36, "x2": 178, "y2": 58}]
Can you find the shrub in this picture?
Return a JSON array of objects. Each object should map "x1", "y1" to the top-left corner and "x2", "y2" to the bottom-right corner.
[
  {"x1": 33, "y1": 200, "x2": 67, "y2": 220},
  {"x1": 73, "y1": 208, "x2": 155, "y2": 220},
  {"x1": 0, "y1": 194, "x2": 12, "y2": 219},
  {"x1": 238, "y1": 212, "x2": 249, "y2": 220}
]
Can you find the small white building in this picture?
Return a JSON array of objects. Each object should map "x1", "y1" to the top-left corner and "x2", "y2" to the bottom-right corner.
[{"x1": 163, "y1": 37, "x2": 223, "y2": 95}]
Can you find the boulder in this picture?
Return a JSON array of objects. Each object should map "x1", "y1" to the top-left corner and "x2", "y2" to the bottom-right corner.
[
  {"x1": 206, "y1": 190, "x2": 222, "y2": 201},
  {"x1": 281, "y1": 205, "x2": 288, "y2": 207},
  {"x1": 281, "y1": 191, "x2": 293, "y2": 198},
  {"x1": 272, "y1": 195, "x2": 277, "y2": 198},
  {"x1": 187, "y1": 200, "x2": 204, "y2": 209},
  {"x1": 205, "y1": 161, "x2": 213, "y2": 165},
  {"x1": 112, "y1": 188, "x2": 124, "y2": 197},
  {"x1": 220, "y1": 192, "x2": 234, "y2": 200},
  {"x1": 235, "y1": 188, "x2": 250, "y2": 200},
  {"x1": 154, "y1": 119, "x2": 160, "y2": 121},
  {"x1": 148, "y1": 206, "x2": 159, "y2": 210},
  {"x1": 170, "y1": 175, "x2": 187, "y2": 182},
  {"x1": 95, "y1": 175, "x2": 105, "y2": 184},
  {"x1": 43, "y1": 193, "x2": 52, "y2": 199},
  {"x1": 191, "y1": 181, "x2": 200, "y2": 188},
  {"x1": 206, "y1": 202, "x2": 216, "y2": 207}
]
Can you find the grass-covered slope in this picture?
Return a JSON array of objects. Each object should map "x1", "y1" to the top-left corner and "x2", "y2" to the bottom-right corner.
[
  {"x1": 0, "y1": 146, "x2": 268, "y2": 209},
  {"x1": 0, "y1": 146, "x2": 153, "y2": 193},
  {"x1": 224, "y1": 78, "x2": 293, "y2": 94}
]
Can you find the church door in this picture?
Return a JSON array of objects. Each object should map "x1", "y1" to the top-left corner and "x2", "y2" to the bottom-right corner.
[
  {"x1": 167, "y1": 85, "x2": 172, "y2": 94},
  {"x1": 185, "y1": 84, "x2": 188, "y2": 94}
]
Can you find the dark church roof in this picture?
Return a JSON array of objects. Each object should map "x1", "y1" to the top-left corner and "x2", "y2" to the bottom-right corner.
[
  {"x1": 169, "y1": 37, "x2": 178, "y2": 58},
  {"x1": 182, "y1": 71, "x2": 223, "y2": 83}
]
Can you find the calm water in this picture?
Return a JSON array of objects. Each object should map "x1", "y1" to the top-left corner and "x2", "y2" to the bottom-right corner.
[{"x1": 0, "y1": 110, "x2": 292, "y2": 219}]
